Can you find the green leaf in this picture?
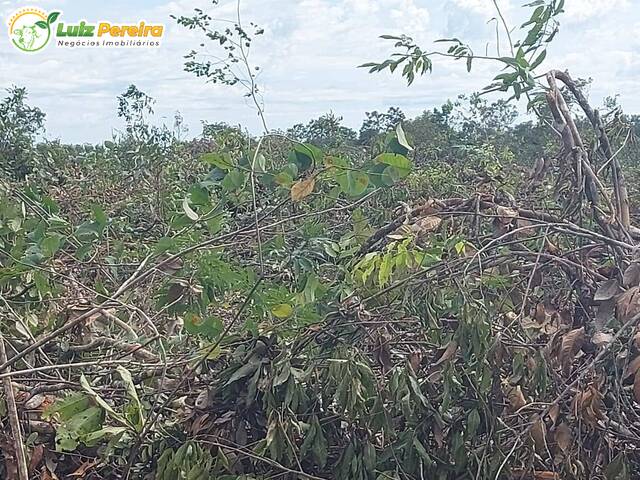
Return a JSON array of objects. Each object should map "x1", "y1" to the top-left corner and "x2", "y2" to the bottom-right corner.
[
  {"x1": 226, "y1": 358, "x2": 261, "y2": 385},
  {"x1": 467, "y1": 409, "x2": 481, "y2": 439},
  {"x1": 43, "y1": 392, "x2": 91, "y2": 421},
  {"x1": 47, "y1": 11, "x2": 60, "y2": 24},
  {"x1": 35, "y1": 20, "x2": 47, "y2": 29},
  {"x1": 184, "y1": 313, "x2": 223, "y2": 339},
  {"x1": 221, "y1": 169, "x2": 246, "y2": 191},
  {"x1": 116, "y1": 366, "x2": 144, "y2": 431},
  {"x1": 336, "y1": 169, "x2": 369, "y2": 196},
  {"x1": 40, "y1": 233, "x2": 65, "y2": 257},
  {"x1": 375, "y1": 153, "x2": 412, "y2": 178},
  {"x1": 56, "y1": 406, "x2": 104, "y2": 451},
  {"x1": 201, "y1": 152, "x2": 234, "y2": 170},
  {"x1": 82, "y1": 426, "x2": 127, "y2": 447},
  {"x1": 291, "y1": 144, "x2": 322, "y2": 172},
  {"x1": 80, "y1": 375, "x2": 129, "y2": 428},
  {"x1": 530, "y1": 49, "x2": 547, "y2": 70}
]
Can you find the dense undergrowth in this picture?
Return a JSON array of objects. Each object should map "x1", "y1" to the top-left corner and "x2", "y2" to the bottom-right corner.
[{"x1": 3, "y1": 1, "x2": 640, "y2": 479}]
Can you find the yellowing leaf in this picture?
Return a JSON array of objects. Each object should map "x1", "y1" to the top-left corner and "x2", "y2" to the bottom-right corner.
[
  {"x1": 271, "y1": 304, "x2": 293, "y2": 318},
  {"x1": 291, "y1": 177, "x2": 315, "y2": 202}
]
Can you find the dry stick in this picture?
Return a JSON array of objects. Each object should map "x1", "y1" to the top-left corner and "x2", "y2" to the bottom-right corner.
[
  {"x1": 551, "y1": 69, "x2": 632, "y2": 231},
  {"x1": 0, "y1": 332, "x2": 28, "y2": 480},
  {"x1": 494, "y1": 309, "x2": 640, "y2": 479}
]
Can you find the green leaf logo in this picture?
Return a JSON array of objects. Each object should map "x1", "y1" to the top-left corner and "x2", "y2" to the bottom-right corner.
[{"x1": 8, "y1": 8, "x2": 61, "y2": 53}]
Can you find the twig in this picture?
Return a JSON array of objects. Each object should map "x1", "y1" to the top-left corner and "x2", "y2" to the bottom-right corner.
[{"x1": 0, "y1": 332, "x2": 28, "y2": 480}]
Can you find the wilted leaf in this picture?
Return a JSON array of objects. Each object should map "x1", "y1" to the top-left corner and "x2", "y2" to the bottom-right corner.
[
  {"x1": 69, "y1": 460, "x2": 97, "y2": 477},
  {"x1": 560, "y1": 327, "x2": 585, "y2": 372},
  {"x1": 182, "y1": 198, "x2": 199, "y2": 221},
  {"x1": 395, "y1": 123, "x2": 413, "y2": 151},
  {"x1": 634, "y1": 371, "x2": 640, "y2": 403},
  {"x1": 374, "y1": 335, "x2": 392, "y2": 373},
  {"x1": 623, "y1": 355, "x2": 640, "y2": 379},
  {"x1": 431, "y1": 340, "x2": 458, "y2": 367},
  {"x1": 594, "y1": 279, "x2": 622, "y2": 302},
  {"x1": 408, "y1": 351, "x2": 422, "y2": 372},
  {"x1": 507, "y1": 385, "x2": 527, "y2": 410},
  {"x1": 530, "y1": 417, "x2": 546, "y2": 453},
  {"x1": 617, "y1": 286, "x2": 640, "y2": 322},
  {"x1": 412, "y1": 215, "x2": 441, "y2": 234},
  {"x1": 623, "y1": 262, "x2": 640, "y2": 288},
  {"x1": 28, "y1": 444, "x2": 44, "y2": 475},
  {"x1": 555, "y1": 422, "x2": 571, "y2": 453},
  {"x1": 592, "y1": 331, "x2": 614, "y2": 347},
  {"x1": 496, "y1": 205, "x2": 518, "y2": 224},
  {"x1": 290, "y1": 177, "x2": 315, "y2": 202},
  {"x1": 572, "y1": 385, "x2": 606, "y2": 428}
]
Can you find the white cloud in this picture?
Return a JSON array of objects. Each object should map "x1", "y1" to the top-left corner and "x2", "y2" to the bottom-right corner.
[
  {"x1": 563, "y1": 0, "x2": 630, "y2": 21},
  {"x1": 0, "y1": 0, "x2": 638, "y2": 143}
]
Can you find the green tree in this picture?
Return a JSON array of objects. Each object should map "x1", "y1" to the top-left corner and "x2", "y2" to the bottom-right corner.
[{"x1": 0, "y1": 86, "x2": 45, "y2": 178}]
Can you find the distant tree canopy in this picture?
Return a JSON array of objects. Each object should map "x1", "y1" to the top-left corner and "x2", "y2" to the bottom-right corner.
[{"x1": 0, "y1": 86, "x2": 45, "y2": 178}]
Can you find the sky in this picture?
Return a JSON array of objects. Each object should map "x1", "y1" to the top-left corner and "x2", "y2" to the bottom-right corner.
[{"x1": 0, "y1": 0, "x2": 639, "y2": 143}]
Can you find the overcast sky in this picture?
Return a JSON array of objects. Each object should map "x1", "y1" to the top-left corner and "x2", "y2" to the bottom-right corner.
[{"x1": 1, "y1": 0, "x2": 638, "y2": 143}]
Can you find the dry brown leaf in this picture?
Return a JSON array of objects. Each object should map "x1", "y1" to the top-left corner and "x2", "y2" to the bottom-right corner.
[
  {"x1": 633, "y1": 331, "x2": 640, "y2": 349},
  {"x1": 591, "y1": 331, "x2": 614, "y2": 347},
  {"x1": 431, "y1": 340, "x2": 458, "y2": 367},
  {"x1": 28, "y1": 444, "x2": 44, "y2": 476},
  {"x1": 547, "y1": 403, "x2": 560, "y2": 426},
  {"x1": 555, "y1": 422, "x2": 571, "y2": 453},
  {"x1": 516, "y1": 218, "x2": 536, "y2": 237},
  {"x1": 572, "y1": 385, "x2": 606, "y2": 428},
  {"x1": 374, "y1": 335, "x2": 392, "y2": 373},
  {"x1": 634, "y1": 371, "x2": 640, "y2": 403},
  {"x1": 412, "y1": 215, "x2": 442, "y2": 234},
  {"x1": 560, "y1": 327, "x2": 586, "y2": 372},
  {"x1": 69, "y1": 460, "x2": 97, "y2": 477},
  {"x1": 157, "y1": 255, "x2": 184, "y2": 275},
  {"x1": 617, "y1": 286, "x2": 640, "y2": 322},
  {"x1": 594, "y1": 278, "x2": 622, "y2": 301},
  {"x1": 408, "y1": 351, "x2": 422, "y2": 373},
  {"x1": 290, "y1": 177, "x2": 315, "y2": 202},
  {"x1": 534, "y1": 303, "x2": 547, "y2": 323},
  {"x1": 507, "y1": 385, "x2": 527, "y2": 410},
  {"x1": 530, "y1": 417, "x2": 547, "y2": 453},
  {"x1": 623, "y1": 355, "x2": 640, "y2": 379},
  {"x1": 387, "y1": 224, "x2": 413, "y2": 240},
  {"x1": 433, "y1": 421, "x2": 444, "y2": 448},
  {"x1": 496, "y1": 205, "x2": 518, "y2": 224},
  {"x1": 41, "y1": 469, "x2": 56, "y2": 480},
  {"x1": 623, "y1": 262, "x2": 640, "y2": 288},
  {"x1": 510, "y1": 469, "x2": 559, "y2": 479},
  {"x1": 545, "y1": 238, "x2": 560, "y2": 254}
]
